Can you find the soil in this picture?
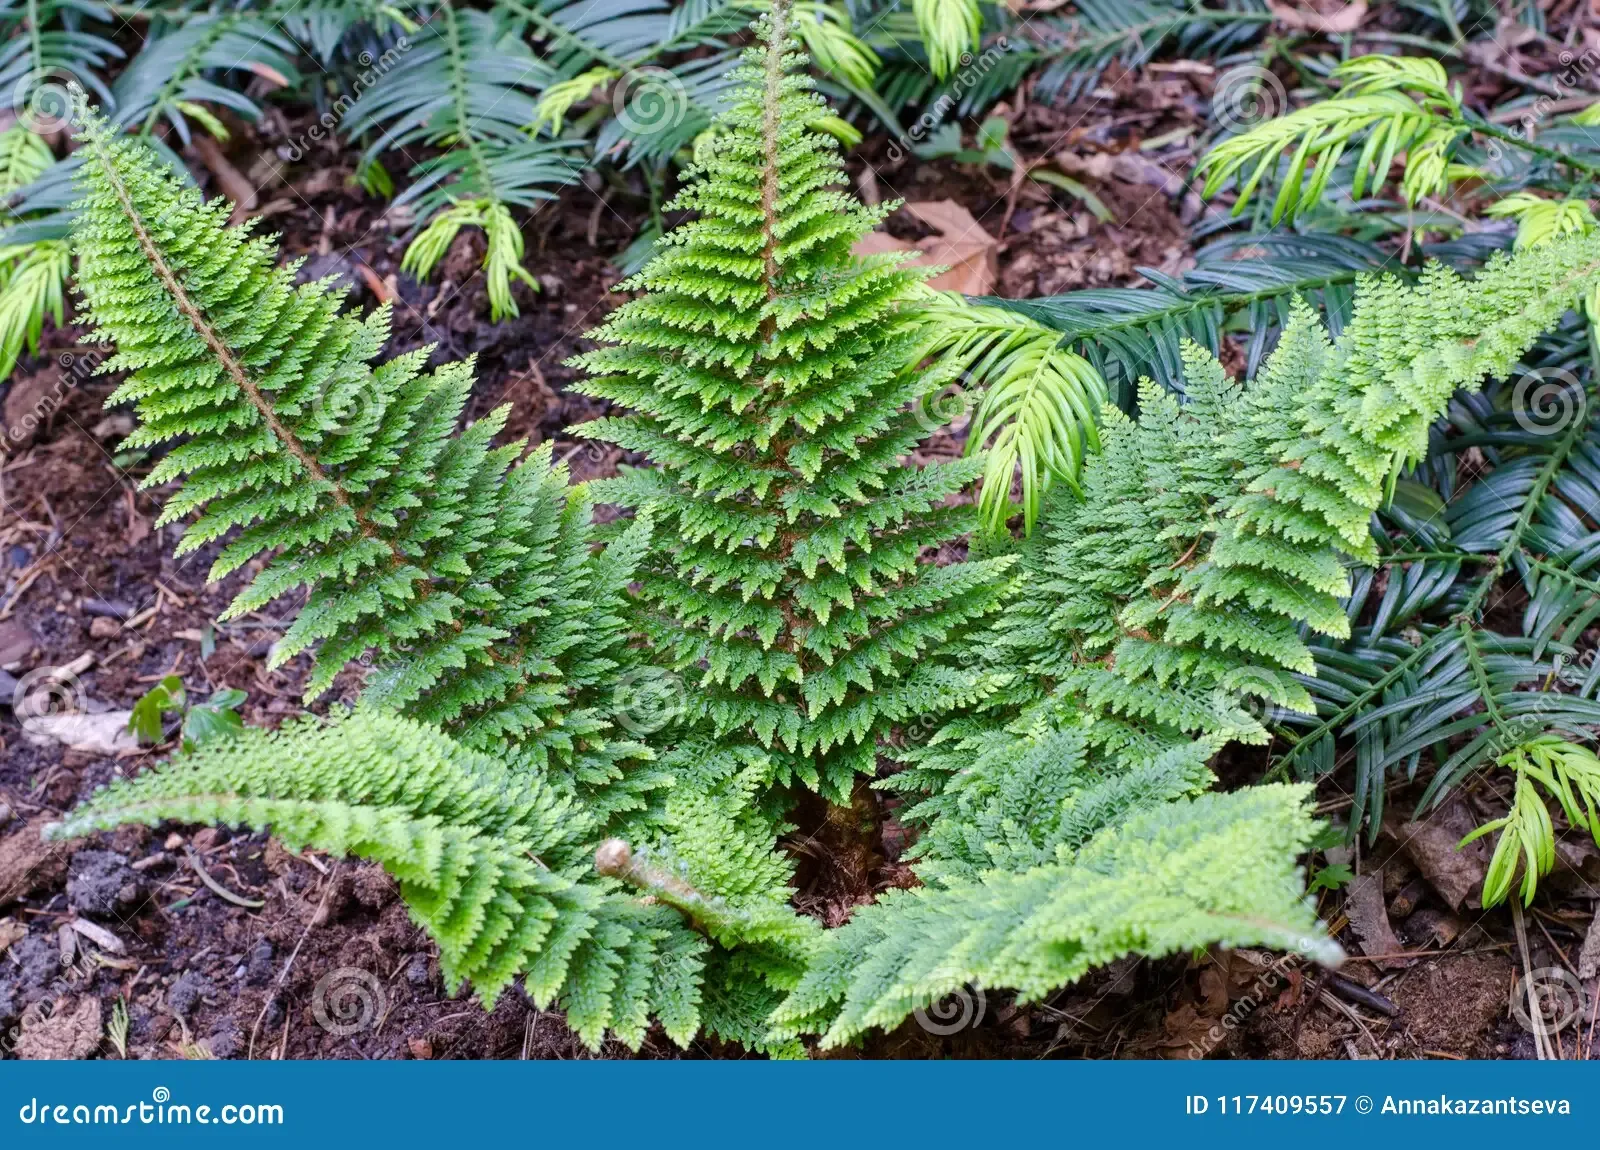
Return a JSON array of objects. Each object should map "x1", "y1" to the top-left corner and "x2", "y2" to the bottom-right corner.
[{"x1": 2, "y1": 64, "x2": 1593, "y2": 1062}]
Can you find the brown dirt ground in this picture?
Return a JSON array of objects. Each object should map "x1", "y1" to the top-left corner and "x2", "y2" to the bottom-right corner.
[{"x1": 2, "y1": 65, "x2": 1594, "y2": 1061}]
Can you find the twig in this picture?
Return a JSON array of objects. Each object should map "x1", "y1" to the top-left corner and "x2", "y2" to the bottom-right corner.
[
  {"x1": 1511, "y1": 900, "x2": 1554, "y2": 1061},
  {"x1": 185, "y1": 847, "x2": 264, "y2": 908}
]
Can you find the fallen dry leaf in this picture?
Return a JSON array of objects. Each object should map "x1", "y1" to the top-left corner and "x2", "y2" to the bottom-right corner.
[
  {"x1": 23, "y1": 710, "x2": 140, "y2": 755},
  {"x1": 1270, "y1": 1, "x2": 1367, "y2": 33},
  {"x1": 852, "y1": 200, "x2": 998, "y2": 294},
  {"x1": 1343, "y1": 868, "x2": 1409, "y2": 970},
  {"x1": 1387, "y1": 802, "x2": 1489, "y2": 912},
  {"x1": 16, "y1": 997, "x2": 104, "y2": 1061},
  {"x1": 0, "y1": 917, "x2": 25, "y2": 953},
  {"x1": 0, "y1": 817, "x2": 76, "y2": 909}
]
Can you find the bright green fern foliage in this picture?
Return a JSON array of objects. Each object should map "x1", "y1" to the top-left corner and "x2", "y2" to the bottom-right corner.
[
  {"x1": 571, "y1": 7, "x2": 1014, "y2": 802},
  {"x1": 783, "y1": 231, "x2": 1600, "y2": 1043},
  {"x1": 68, "y1": 101, "x2": 655, "y2": 802},
  {"x1": 776, "y1": 781, "x2": 1338, "y2": 1046},
  {"x1": 50, "y1": 709, "x2": 813, "y2": 1051},
  {"x1": 59, "y1": 99, "x2": 822, "y2": 1052},
  {"x1": 1196, "y1": 55, "x2": 1467, "y2": 224}
]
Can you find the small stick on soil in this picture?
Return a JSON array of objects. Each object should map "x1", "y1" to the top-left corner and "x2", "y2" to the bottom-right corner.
[
  {"x1": 1326, "y1": 972, "x2": 1399, "y2": 1018},
  {"x1": 1511, "y1": 900, "x2": 1555, "y2": 1061},
  {"x1": 185, "y1": 847, "x2": 264, "y2": 908}
]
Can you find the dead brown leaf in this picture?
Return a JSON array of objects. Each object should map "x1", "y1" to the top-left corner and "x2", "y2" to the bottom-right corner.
[
  {"x1": 1344, "y1": 868, "x2": 1409, "y2": 969},
  {"x1": 0, "y1": 817, "x2": 75, "y2": 910},
  {"x1": 852, "y1": 200, "x2": 998, "y2": 294},
  {"x1": 1270, "y1": 1, "x2": 1368, "y2": 33},
  {"x1": 1387, "y1": 801, "x2": 1489, "y2": 912},
  {"x1": 16, "y1": 997, "x2": 104, "y2": 1061}
]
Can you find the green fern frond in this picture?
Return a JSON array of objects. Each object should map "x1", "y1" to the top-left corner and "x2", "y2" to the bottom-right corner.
[
  {"x1": 67, "y1": 98, "x2": 655, "y2": 807},
  {"x1": 805, "y1": 230, "x2": 1600, "y2": 1042},
  {"x1": 1487, "y1": 192, "x2": 1598, "y2": 251},
  {"x1": 571, "y1": 5, "x2": 1015, "y2": 802},
  {"x1": 770, "y1": 2, "x2": 880, "y2": 88},
  {"x1": 531, "y1": 66, "x2": 620, "y2": 137},
  {"x1": 911, "y1": 0, "x2": 980, "y2": 80},
  {"x1": 0, "y1": 125, "x2": 53, "y2": 196},
  {"x1": 340, "y1": 4, "x2": 580, "y2": 315},
  {"x1": 775, "y1": 782, "x2": 1336, "y2": 1047},
  {"x1": 0, "y1": 238, "x2": 68, "y2": 378},
  {"x1": 48, "y1": 710, "x2": 725, "y2": 1048},
  {"x1": 1462, "y1": 737, "x2": 1600, "y2": 907}
]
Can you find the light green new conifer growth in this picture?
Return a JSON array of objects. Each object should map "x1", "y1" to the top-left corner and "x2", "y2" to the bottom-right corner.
[{"x1": 572, "y1": 1, "x2": 1014, "y2": 800}]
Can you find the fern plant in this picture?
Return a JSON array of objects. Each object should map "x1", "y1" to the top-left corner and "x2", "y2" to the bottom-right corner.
[
  {"x1": 570, "y1": 4, "x2": 1015, "y2": 802},
  {"x1": 1195, "y1": 53, "x2": 1600, "y2": 227},
  {"x1": 1183, "y1": 51, "x2": 1600, "y2": 881},
  {"x1": 54, "y1": 95, "x2": 817, "y2": 1051},
  {"x1": 781, "y1": 231, "x2": 1600, "y2": 1042}
]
